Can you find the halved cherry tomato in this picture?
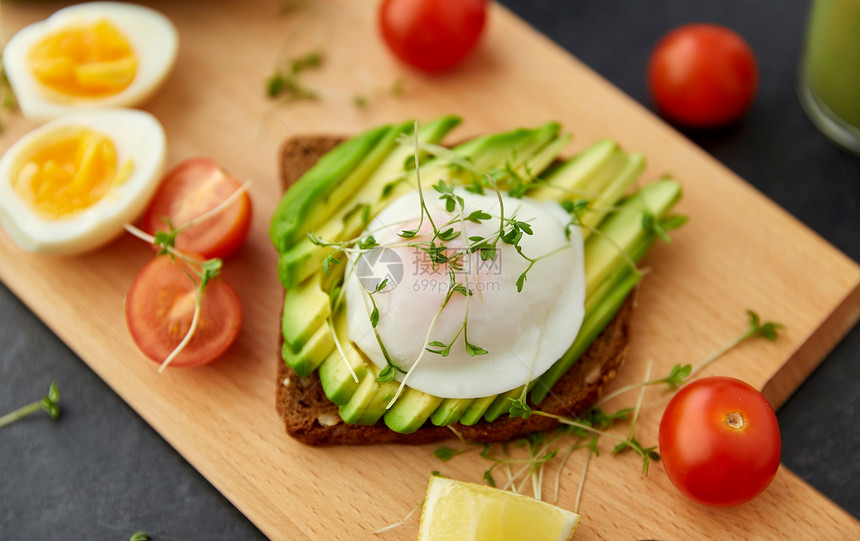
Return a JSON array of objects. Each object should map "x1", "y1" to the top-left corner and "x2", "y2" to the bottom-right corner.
[
  {"x1": 648, "y1": 24, "x2": 758, "y2": 127},
  {"x1": 125, "y1": 255, "x2": 241, "y2": 368},
  {"x1": 378, "y1": 0, "x2": 487, "y2": 73},
  {"x1": 659, "y1": 376, "x2": 781, "y2": 507},
  {"x1": 142, "y1": 157, "x2": 252, "y2": 260}
]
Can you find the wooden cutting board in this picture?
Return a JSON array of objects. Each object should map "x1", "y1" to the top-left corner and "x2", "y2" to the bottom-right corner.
[{"x1": 2, "y1": 1, "x2": 859, "y2": 539}]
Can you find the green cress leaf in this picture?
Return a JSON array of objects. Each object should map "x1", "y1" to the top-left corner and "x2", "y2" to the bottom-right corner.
[
  {"x1": 358, "y1": 235, "x2": 378, "y2": 250},
  {"x1": 466, "y1": 210, "x2": 491, "y2": 223},
  {"x1": 322, "y1": 253, "x2": 340, "y2": 277},
  {"x1": 452, "y1": 284, "x2": 472, "y2": 297},
  {"x1": 438, "y1": 228, "x2": 460, "y2": 241},
  {"x1": 746, "y1": 309, "x2": 785, "y2": 341},
  {"x1": 515, "y1": 272, "x2": 527, "y2": 293},
  {"x1": 507, "y1": 398, "x2": 532, "y2": 419},
  {"x1": 433, "y1": 446, "x2": 458, "y2": 461},
  {"x1": 483, "y1": 469, "x2": 496, "y2": 487},
  {"x1": 199, "y1": 258, "x2": 223, "y2": 288},
  {"x1": 465, "y1": 341, "x2": 488, "y2": 357},
  {"x1": 376, "y1": 364, "x2": 396, "y2": 383}
]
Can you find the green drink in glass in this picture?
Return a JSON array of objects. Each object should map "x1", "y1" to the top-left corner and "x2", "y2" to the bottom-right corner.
[{"x1": 799, "y1": 0, "x2": 860, "y2": 155}]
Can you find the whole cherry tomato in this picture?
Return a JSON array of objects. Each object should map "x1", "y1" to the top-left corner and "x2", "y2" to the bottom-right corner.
[
  {"x1": 648, "y1": 24, "x2": 758, "y2": 127},
  {"x1": 659, "y1": 376, "x2": 781, "y2": 506},
  {"x1": 378, "y1": 0, "x2": 487, "y2": 73}
]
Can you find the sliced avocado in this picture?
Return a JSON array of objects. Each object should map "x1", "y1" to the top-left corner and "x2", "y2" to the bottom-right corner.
[
  {"x1": 281, "y1": 319, "x2": 334, "y2": 378},
  {"x1": 277, "y1": 116, "x2": 462, "y2": 289},
  {"x1": 431, "y1": 398, "x2": 474, "y2": 426},
  {"x1": 528, "y1": 138, "x2": 618, "y2": 202},
  {"x1": 444, "y1": 122, "x2": 563, "y2": 188},
  {"x1": 318, "y1": 346, "x2": 368, "y2": 406},
  {"x1": 339, "y1": 367, "x2": 400, "y2": 425},
  {"x1": 281, "y1": 273, "x2": 330, "y2": 352},
  {"x1": 272, "y1": 120, "x2": 414, "y2": 277},
  {"x1": 584, "y1": 178, "x2": 682, "y2": 297},
  {"x1": 338, "y1": 368, "x2": 376, "y2": 424},
  {"x1": 459, "y1": 396, "x2": 496, "y2": 426},
  {"x1": 356, "y1": 383, "x2": 399, "y2": 425},
  {"x1": 579, "y1": 152, "x2": 646, "y2": 236},
  {"x1": 383, "y1": 387, "x2": 443, "y2": 434},
  {"x1": 483, "y1": 386, "x2": 526, "y2": 423},
  {"x1": 584, "y1": 222, "x2": 654, "y2": 315},
  {"x1": 270, "y1": 124, "x2": 392, "y2": 253}
]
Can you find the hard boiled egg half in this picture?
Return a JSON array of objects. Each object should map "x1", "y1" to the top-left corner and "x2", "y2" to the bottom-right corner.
[
  {"x1": 3, "y1": 2, "x2": 179, "y2": 121},
  {"x1": 343, "y1": 189, "x2": 587, "y2": 399},
  {"x1": 0, "y1": 109, "x2": 166, "y2": 255}
]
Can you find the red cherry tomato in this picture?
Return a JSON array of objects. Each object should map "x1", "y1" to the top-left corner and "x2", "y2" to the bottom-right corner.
[
  {"x1": 659, "y1": 376, "x2": 781, "y2": 507},
  {"x1": 648, "y1": 24, "x2": 758, "y2": 127},
  {"x1": 142, "y1": 157, "x2": 252, "y2": 260},
  {"x1": 378, "y1": 0, "x2": 487, "y2": 73},
  {"x1": 125, "y1": 255, "x2": 241, "y2": 368}
]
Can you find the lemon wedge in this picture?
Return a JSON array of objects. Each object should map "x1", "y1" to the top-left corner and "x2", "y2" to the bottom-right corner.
[{"x1": 418, "y1": 476, "x2": 580, "y2": 541}]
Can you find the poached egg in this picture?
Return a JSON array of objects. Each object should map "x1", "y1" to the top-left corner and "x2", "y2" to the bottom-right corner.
[{"x1": 343, "y1": 188, "x2": 586, "y2": 399}]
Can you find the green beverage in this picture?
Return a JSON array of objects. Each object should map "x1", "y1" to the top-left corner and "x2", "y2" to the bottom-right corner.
[{"x1": 799, "y1": 0, "x2": 860, "y2": 155}]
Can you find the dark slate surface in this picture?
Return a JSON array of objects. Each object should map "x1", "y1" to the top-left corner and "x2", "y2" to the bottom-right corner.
[{"x1": 1, "y1": 1, "x2": 858, "y2": 539}]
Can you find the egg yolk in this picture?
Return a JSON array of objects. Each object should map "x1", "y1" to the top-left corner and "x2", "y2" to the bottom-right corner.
[
  {"x1": 13, "y1": 128, "x2": 133, "y2": 219},
  {"x1": 28, "y1": 19, "x2": 137, "y2": 98}
]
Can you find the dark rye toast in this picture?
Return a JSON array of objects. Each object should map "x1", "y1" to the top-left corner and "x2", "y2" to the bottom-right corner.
[{"x1": 274, "y1": 135, "x2": 636, "y2": 446}]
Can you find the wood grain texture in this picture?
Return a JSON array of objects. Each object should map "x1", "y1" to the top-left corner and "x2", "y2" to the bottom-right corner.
[{"x1": 1, "y1": 1, "x2": 858, "y2": 539}]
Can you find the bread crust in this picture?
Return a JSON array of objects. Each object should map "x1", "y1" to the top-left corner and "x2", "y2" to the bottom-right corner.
[{"x1": 274, "y1": 136, "x2": 634, "y2": 446}]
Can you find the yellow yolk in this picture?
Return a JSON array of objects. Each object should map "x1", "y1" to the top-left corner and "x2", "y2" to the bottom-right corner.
[
  {"x1": 13, "y1": 128, "x2": 132, "y2": 219},
  {"x1": 28, "y1": 19, "x2": 137, "y2": 97}
]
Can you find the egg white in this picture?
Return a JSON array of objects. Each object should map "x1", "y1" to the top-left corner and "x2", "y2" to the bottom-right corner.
[
  {"x1": 2, "y1": 2, "x2": 179, "y2": 121},
  {"x1": 0, "y1": 109, "x2": 166, "y2": 255},
  {"x1": 343, "y1": 188, "x2": 586, "y2": 399}
]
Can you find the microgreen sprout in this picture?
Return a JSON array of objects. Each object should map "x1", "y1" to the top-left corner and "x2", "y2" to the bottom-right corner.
[
  {"x1": 688, "y1": 309, "x2": 784, "y2": 378},
  {"x1": 608, "y1": 359, "x2": 659, "y2": 475},
  {"x1": 321, "y1": 253, "x2": 341, "y2": 277},
  {"x1": 129, "y1": 531, "x2": 151, "y2": 541},
  {"x1": 266, "y1": 50, "x2": 323, "y2": 101},
  {"x1": 595, "y1": 309, "x2": 784, "y2": 406},
  {"x1": 642, "y1": 209, "x2": 688, "y2": 242},
  {"x1": 0, "y1": 382, "x2": 60, "y2": 429},
  {"x1": 433, "y1": 444, "x2": 473, "y2": 462},
  {"x1": 367, "y1": 278, "x2": 389, "y2": 328},
  {"x1": 532, "y1": 409, "x2": 659, "y2": 475}
]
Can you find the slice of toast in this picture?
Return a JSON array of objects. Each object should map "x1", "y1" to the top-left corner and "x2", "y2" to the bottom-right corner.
[{"x1": 274, "y1": 136, "x2": 634, "y2": 446}]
